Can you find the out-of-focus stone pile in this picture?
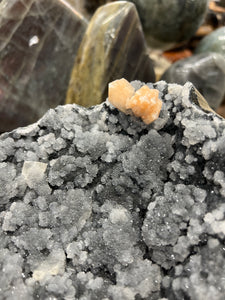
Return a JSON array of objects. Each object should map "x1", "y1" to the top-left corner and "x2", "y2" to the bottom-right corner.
[
  {"x1": 1, "y1": 0, "x2": 225, "y2": 132},
  {"x1": 0, "y1": 80, "x2": 225, "y2": 299}
]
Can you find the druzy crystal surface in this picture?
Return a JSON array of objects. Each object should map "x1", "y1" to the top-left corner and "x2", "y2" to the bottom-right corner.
[{"x1": 0, "y1": 81, "x2": 225, "y2": 299}]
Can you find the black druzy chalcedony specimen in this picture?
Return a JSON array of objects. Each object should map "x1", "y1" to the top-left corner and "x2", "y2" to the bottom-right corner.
[{"x1": 0, "y1": 81, "x2": 225, "y2": 299}]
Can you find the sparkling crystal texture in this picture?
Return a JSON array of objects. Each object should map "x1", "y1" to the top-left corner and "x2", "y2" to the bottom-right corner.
[{"x1": 1, "y1": 81, "x2": 225, "y2": 299}]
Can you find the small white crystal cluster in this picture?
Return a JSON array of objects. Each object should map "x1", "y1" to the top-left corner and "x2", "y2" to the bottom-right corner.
[{"x1": 0, "y1": 81, "x2": 225, "y2": 299}]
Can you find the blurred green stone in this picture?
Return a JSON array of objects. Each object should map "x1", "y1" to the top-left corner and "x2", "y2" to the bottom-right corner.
[
  {"x1": 195, "y1": 26, "x2": 225, "y2": 58},
  {"x1": 161, "y1": 52, "x2": 225, "y2": 110},
  {"x1": 129, "y1": 0, "x2": 208, "y2": 50}
]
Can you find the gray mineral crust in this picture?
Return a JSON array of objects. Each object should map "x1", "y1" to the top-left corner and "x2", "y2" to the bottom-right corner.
[{"x1": 0, "y1": 81, "x2": 225, "y2": 299}]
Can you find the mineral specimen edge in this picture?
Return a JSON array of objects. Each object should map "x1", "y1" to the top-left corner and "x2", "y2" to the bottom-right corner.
[{"x1": 0, "y1": 80, "x2": 225, "y2": 299}]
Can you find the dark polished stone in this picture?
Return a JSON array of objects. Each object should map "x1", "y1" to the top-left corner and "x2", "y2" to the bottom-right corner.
[
  {"x1": 66, "y1": 1, "x2": 155, "y2": 107},
  {"x1": 84, "y1": 0, "x2": 112, "y2": 12},
  {"x1": 0, "y1": 0, "x2": 87, "y2": 132},
  {"x1": 129, "y1": 0, "x2": 208, "y2": 50},
  {"x1": 161, "y1": 52, "x2": 225, "y2": 110},
  {"x1": 218, "y1": 0, "x2": 225, "y2": 7}
]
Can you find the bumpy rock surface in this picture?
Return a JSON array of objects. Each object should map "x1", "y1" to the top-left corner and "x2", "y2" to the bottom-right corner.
[
  {"x1": 1, "y1": 81, "x2": 225, "y2": 299},
  {"x1": 66, "y1": 2, "x2": 155, "y2": 107},
  {"x1": 161, "y1": 52, "x2": 225, "y2": 110},
  {"x1": 0, "y1": 0, "x2": 87, "y2": 132}
]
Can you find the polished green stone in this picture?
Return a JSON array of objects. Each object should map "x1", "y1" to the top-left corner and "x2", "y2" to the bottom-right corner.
[
  {"x1": 66, "y1": 1, "x2": 155, "y2": 107},
  {"x1": 0, "y1": 0, "x2": 87, "y2": 132},
  {"x1": 195, "y1": 26, "x2": 225, "y2": 58},
  {"x1": 129, "y1": 0, "x2": 208, "y2": 50}
]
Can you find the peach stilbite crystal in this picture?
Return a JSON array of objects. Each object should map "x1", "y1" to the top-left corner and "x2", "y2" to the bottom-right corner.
[
  {"x1": 108, "y1": 78, "x2": 135, "y2": 113},
  {"x1": 108, "y1": 78, "x2": 162, "y2": 124},
  {"x1": 126, "y1": 85, "x2": 162, "y2": 124}
]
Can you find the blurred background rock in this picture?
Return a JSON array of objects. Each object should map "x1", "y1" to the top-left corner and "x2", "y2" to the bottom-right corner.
[
  {"x1": 129, "y1": 0, "x2": 209, "y2": 50},
  {"x1": 66, "y1": 1, "x2": 155, "y2": 107},
  {"x1": 161, "y1": 52, "x2": 225, "y2": 110},
  {"x1": 0, "y1": 0, "x2": 87, "y2": 132}
]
